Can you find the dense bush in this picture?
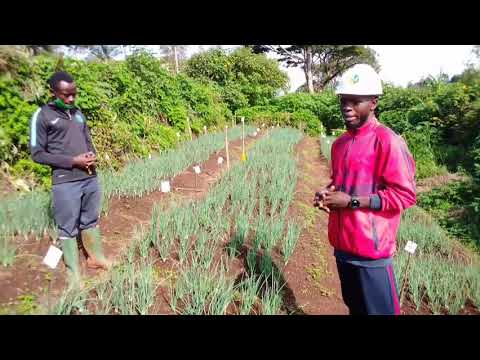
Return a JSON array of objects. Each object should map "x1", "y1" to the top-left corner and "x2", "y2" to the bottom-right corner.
[
  {"x1": 377, "y1": 78, "x2": 480, "y2": 179},
  {"x1": 0, "y1": 49, "x2": 235, "y2": 189},
  {"x1": 272, "y1": 92, "x2": 343, "y2": 133},
  {"x1": 234, "y1": 92, "x2": 341, "y2": 136}
]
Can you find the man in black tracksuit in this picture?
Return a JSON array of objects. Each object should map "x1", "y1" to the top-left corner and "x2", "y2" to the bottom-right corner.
[{"x1": 30, "y1": 71, "x2": 110, "y2": 287}]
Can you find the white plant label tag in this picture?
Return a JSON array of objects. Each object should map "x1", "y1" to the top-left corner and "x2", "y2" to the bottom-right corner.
[
  {"x1": 404, "y1": 240, "x2": 418, "y2": 254},
  {"x1": 161, "y1": 180, "x2": 171, "y2": 193},
  {"x1": 241, "y1": 117, "x2": 245, "y2": 123},
  {"x1": 193, "y1": 165, "x2": 201, "y2": 174},
  {"x1": 217, "y1": 156, "x2": 224, "y2": 165},
  {"x1": 43, "y1": 245, "x2": 63, "y2": 269}
]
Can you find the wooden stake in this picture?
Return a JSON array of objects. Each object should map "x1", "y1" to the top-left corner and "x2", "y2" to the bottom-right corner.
[
  {"x1": 242, "y1": 118, "x2": 245, "y2": 155},
  {"x1": 399, "y1": 253, "x2": 412, "y2": 307},
  {"x1": 225, "y1": 125, "x2": 230, "y2": 170},
  {"x1": 47, "y1": 275, "x2": 51, "y2": 314}
]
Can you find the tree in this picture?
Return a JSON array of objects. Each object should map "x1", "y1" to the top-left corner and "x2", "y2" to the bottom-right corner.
[
  {"x1": 185, "y1": 47, "x2": 288, "y2": 112},
  {"x1": 250, "y1": 45, "x2": 379, "y2": 93},
  {"x1": 158, "y1": 45, "x2": 188, "y2": 74}
]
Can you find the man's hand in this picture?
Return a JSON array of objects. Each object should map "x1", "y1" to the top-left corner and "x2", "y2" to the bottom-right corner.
[
  {"x1": 314, "y1": 185, "x2": 335, "y2": 213},
  {"x1": 323, "y1": 190, "x2": 351, "y2": 209},
  {"x1": 73, "y1": 152, "x2": 96, "y2": 170}
]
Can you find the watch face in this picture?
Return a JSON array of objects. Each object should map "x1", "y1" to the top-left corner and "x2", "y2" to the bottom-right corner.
[{"x1": 351, "y1": 198, "x2": 360, "y2": 208}]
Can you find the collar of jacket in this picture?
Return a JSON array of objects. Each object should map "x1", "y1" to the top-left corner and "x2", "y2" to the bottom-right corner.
[
  {"x1": 47, "y1": 102, "x2": 78, "y2": 116},
  {"x1": 346, "y1": 115, "x2": 379, "y2": 138}
]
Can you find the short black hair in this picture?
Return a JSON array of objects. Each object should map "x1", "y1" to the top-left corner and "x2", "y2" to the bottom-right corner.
[{"x1": 48, "y1": 71, "x2": 74, "y2": 91}]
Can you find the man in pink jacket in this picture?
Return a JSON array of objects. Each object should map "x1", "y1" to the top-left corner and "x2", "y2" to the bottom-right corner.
[{"x1": 314, "y1": 64, "x2": 417, "y2": 315}]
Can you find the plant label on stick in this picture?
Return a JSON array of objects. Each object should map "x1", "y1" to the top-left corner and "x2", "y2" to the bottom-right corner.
[
  {"x1": 404, "y1": 241, "x2": 417, "y2": 254},
  {"x1": 43, "y1": 245, "x2": 63, "y2": 269},
  {"x1": 193, "y1": 165, "x2": 201, "y2": 174},
  {"x1": 241, "y1": 117, "x2": 245, "y2": 123},
  {"x1": 161, "y1": 180, "x2": 171, "y2": 193},
  {"x1": 217, "y1": 156, "x2": 224, "y2": 165},
  {"x1": 400, "y1": 240, "x2": 418, "y2": 307}
]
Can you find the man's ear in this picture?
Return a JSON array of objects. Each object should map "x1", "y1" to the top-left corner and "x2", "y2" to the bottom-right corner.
[{"x1": 370, "y1": 97, "x2": 378, "y2": 111}]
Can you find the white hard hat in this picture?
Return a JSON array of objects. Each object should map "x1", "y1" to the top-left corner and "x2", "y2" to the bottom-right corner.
[{"x1": 335, "y1": 63, "x2": 382, "y2": 96}]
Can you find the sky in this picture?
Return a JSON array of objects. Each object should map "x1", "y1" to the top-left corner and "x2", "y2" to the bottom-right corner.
[{"x1": 68, "y1": 45, "x2": 476, "y2": 92}]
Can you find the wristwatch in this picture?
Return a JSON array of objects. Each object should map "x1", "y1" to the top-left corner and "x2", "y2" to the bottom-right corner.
[{"x1": 350, "y1": 196, "x2": 360, "y2": 209}]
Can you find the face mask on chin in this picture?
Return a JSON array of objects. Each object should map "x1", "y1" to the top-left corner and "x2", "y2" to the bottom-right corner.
[{"x1": 54, "y1": 98, "x2": 75, "y2": 111}]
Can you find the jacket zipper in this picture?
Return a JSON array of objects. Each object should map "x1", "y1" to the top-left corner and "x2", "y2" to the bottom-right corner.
[
  {"x1": 338, "y1": 135, "x2": 356, "y2": 241},
  {"x1": 341, "y1": 135, "x2": 355, "y2": 193}
]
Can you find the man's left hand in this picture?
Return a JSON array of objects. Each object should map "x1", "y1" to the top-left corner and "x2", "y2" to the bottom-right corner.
[{"x1": 323, "y1": 191, "x2": 351, "y2": 209}]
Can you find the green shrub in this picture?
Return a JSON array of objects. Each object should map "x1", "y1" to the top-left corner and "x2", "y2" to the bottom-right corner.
[
  {"x1": 291, "y1": 109, "x2": 324, "y2": 136},
  {"x1": 273, "y1": 92, "x2": 343, "y2": 133},
  {"x1": 402, "y1": 124, "x2": 446, "y2": 179}
]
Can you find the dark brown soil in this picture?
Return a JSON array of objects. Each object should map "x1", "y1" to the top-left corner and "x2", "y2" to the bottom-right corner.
[{"x1": 279, "y1": 136, "x2": 348, "y2": 314}]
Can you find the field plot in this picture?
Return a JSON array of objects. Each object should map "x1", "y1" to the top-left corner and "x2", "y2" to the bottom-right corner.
[{"x1": 49, "y1": 128, "x2": 305, "y2": 315}]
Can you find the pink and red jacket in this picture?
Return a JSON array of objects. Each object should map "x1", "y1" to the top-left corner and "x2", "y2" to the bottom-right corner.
[{"x1": 328, "y1": 116, "x2": 416, "y2": 260}]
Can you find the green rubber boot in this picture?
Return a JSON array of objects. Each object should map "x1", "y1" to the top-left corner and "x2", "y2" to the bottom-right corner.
[
  {"x1": 61, "y1": 237, "x2": 82, "y2": 289},
  {"x1": 81, "y1": 227, "x2": 111, "y2": 270}
]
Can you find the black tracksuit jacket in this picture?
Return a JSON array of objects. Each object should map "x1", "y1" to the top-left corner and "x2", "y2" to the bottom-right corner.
[{"x1": 30, "y1": 102, "x2": 97, "y2": 185}]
